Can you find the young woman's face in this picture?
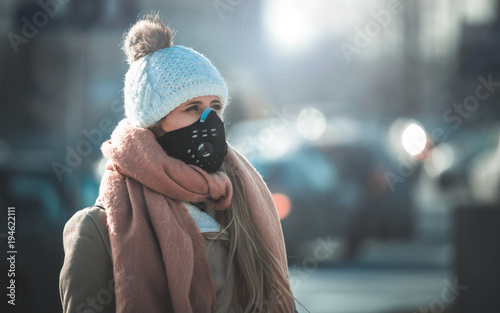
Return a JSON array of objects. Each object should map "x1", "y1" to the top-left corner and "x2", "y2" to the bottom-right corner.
[{"x1": 160, "y1": 95, "x2": 223, "y2": 132}]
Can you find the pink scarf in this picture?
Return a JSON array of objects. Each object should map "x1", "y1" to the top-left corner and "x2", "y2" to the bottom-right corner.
[{"x1": 99, "y1": 119, "x2": 292, "y2": 312}]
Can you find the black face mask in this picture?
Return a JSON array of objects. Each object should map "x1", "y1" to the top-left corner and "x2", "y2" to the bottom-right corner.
[{"x1": 156, "y1": 108, "x2": 227, "y2": 173}]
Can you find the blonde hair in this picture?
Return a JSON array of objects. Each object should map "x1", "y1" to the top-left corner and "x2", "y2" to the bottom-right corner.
[
  {"x1": 147, "y1": 117, "x2": 166, "y2": 137},
  {"x1": 216, "y1": 161, "x2": 308, "y2": 313}
]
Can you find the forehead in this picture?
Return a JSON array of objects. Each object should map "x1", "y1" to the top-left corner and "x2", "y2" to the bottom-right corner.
[{"x1": 182, "y1": 95, "x2": 221, "y2": 104}]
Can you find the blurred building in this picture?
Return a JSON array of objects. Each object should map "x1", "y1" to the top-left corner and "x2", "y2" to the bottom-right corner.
[{"x1": 1, "y1": 1, "x2": 500, "y2": 312}]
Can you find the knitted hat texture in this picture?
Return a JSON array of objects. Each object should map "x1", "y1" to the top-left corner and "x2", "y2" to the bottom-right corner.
[{"x1": 124, "y1": 45, "x2": 228, "y2": 128}]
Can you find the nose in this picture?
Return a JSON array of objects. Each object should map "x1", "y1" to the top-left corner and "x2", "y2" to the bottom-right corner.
[
  {"x1": 199, "y1": 104, "x2": 224, "y2": 122},
  {"x1": 198, "y1": 100, "x2": 212, "y2": 113},
  {"x1": 200, "y1": 107, "x2": 214, "y2": 122}
]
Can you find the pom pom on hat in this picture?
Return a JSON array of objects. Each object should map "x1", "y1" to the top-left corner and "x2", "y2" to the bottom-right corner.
[
  {"x1": 123, "y1": 14, "x2": 175, "y2": 65},
  {"x1": 122, "y1": 14, "x2": 229, "y2": 128}
]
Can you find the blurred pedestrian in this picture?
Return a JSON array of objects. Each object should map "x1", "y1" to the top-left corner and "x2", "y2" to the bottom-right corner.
[{"x1": 59, "y1": 13, "x2": 302, "y2": 313}]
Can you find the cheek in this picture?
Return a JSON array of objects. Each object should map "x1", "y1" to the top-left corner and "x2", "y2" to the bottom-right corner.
[
  {"x1": 160, "y1": 118, "x2": 170, "y2": 132},
  {"x1": 161, "y1": 114, "x2": 198, "y2": 132},
  {"x1": 160, "y1": 116, "x2": 178, "y2": 133}
]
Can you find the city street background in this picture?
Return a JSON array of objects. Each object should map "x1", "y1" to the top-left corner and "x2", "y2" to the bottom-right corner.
[{"x1": 0, "y1": 0, "x2": 499, "y2": 312}]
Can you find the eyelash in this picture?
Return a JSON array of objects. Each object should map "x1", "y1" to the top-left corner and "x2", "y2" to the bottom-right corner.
[{"x1": 186, "y1": 104, "x2": 222, "y2": 112}]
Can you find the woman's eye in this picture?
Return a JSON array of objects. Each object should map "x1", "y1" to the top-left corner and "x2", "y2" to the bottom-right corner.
[
  {"x1": 186, "y1": 106, "x2": 199, "y2": 112},
  {"x1": 212, "y1": 104, "x2": 222, "y2": 111}
]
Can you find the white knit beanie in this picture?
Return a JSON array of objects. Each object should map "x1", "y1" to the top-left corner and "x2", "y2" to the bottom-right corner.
[{"x1": 123, "y1": 16, "x2": 229, "y2": 128}]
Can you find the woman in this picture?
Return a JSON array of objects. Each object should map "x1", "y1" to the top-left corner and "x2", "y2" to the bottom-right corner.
[{"x1": 59, "y1": 14, "x2": 305, "y2": 313}]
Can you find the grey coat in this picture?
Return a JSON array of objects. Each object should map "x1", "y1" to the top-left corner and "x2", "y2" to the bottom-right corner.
[{"x1": 59, "y1": 205, "x2": 235, "y2": 313}]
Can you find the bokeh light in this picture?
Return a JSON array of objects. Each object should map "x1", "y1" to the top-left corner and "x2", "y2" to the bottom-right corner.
[
  {"x1": 424, "y1": 143, "x2": 454, "y2": 177},
  {"x1": 296, "y1": 108, "x2": 326, "y2": 140},
  {"x1": 262, "y1": 0, "x2": 322, "y2": 54},
  {"x1": 272, "y1": 193, "x2": 292, "y2": 219},
  {"x1": 401, "y1": 123, "x2": 427, "y2": 156}
]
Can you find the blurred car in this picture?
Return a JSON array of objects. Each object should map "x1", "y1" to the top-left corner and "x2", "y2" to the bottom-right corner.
[
  {"x1": 415, "y1": 124, "x2": 500, "y2": 211},
  {"x1": 469, "y1": 132, "x2": 500, "y2": 204},
  {"x1": 229, "y1": 113, "x2": 416, "y2": 262}
]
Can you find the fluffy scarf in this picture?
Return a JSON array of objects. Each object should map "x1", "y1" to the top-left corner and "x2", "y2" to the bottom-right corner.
[{"x1": 99, "y1": 118, "x2": 292, "y2": 312}]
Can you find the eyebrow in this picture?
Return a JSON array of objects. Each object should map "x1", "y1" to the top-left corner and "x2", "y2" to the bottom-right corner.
[{"x1": 183, "y1": 99, "x2": 221, "y2": 107}]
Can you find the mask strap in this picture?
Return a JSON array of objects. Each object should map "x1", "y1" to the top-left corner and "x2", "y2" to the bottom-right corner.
[{"x1": 200, "y1": 108, "x2": 213, "y2": 123}]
